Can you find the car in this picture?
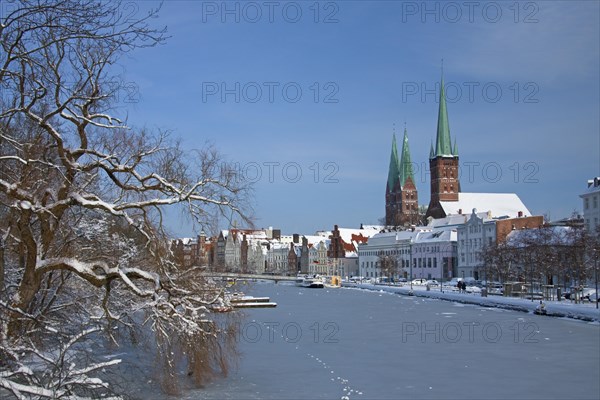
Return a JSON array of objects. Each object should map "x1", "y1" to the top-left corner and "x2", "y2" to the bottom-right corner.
[
  {"x1": 425, "y1": 280, "x2": 440, "y2": 287},
  {"x1": 564, "y1": 287, "x2": 597, "y2": 301},
  {"x1": 465, "y1": 285, "x2": 482, "y2": 294},
  {"x1": 411, "y1": 278, "x2": 427, "y2": 285}
]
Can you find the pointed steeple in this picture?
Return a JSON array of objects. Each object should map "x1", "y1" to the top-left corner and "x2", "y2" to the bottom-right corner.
[
  {"x1": 399, "y1": 127, "x2": 415, "y2": 187},
  {"x1": 453, "y1": 138, "x2": 458, "y2": 156},
  {"x1": 433, "y1": 66, "x2": 453, "y2": 158},
  {"x1": 429, "y1": 140, "x2": 435, "y2": 159},
  {"x1": 387, "y1": 133, "x2": 400, "y2": 191}
]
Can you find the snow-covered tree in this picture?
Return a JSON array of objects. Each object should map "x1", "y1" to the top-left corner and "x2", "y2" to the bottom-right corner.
[{"x1": 0, "y1": 1, "x2": 251, "y2": 397}]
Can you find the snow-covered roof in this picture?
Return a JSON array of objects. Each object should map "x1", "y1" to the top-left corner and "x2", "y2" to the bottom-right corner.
[
  {"x1": 581, "y1": 177, "x2": 600, "y2": 195},
  {"x1": 270, "y1": 241, "x2": 289, "y2": 250},
  {"x1": 440, "y1": 193, "x2": 530, "y2": 219},
  {"x1": 360, "y1": 224, "x2": 385, "y2": 230},
  {"x1": 337, "y1": 227, "x2": 380, "y2": 244},
  {"x1": 303, "y1": 235, "x2": 329, "y2": 246},
  {"x1": 428, "y1": 214, "x2": 468, "y2": 227},
  {"x1": 359, "y1": 230, "x2": 424, "y2": 248},
  {"x1": 244, "y1": 231, "x2": 268, "y2": 241},
  {"x1": 414, "y1": 229, "x2": 457, "y2": 244},
  {"x1": 179, "y1": 237, "x2": 196, "y2": 246}
]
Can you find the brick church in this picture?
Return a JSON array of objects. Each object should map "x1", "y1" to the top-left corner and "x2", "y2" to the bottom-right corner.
[{"x1": 386, "y1": 71, "x2": 530, "y2": 226}]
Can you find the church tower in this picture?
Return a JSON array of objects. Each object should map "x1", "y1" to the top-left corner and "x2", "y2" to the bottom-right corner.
[
  {"x1": 426, "y1": 70, "x2": 460, "y2": 220},
  {"x1": 385, "y1": 127, "x2": 419, "y2": 226}
]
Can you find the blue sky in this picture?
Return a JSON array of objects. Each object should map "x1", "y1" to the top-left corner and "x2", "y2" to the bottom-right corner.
[{"x1": 118, "y1": 1, "x2": 600, "y2": 236}]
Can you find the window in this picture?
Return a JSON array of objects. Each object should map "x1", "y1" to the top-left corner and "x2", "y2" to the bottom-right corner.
[
  {"x1": 594, "y1": 196, "x2": 598, "y2": 209},
  {"x1": 585, "y1": 198, "x2": 589, "y2": 209}
]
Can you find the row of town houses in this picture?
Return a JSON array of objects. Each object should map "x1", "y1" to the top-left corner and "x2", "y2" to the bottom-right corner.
[
  {"x1": 172, "y1": 68, "x2": 600, "y2": 281},
  {"x1": 171, "y1": 225, "x2": 369, "y2": 278},
  {"x1": 171, "y1": 206, "x2": 562, "y2": 281}
]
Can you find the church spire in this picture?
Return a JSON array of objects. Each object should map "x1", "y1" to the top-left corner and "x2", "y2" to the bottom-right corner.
[
  {"x1": 387, "y1": 132, "x2": 400, "y2": 191},
  {"x1": 432, "y1": 64, "x2": 453, "y2": 158},
  {"x1": 399, "y1": 127, "x2": 415, "y2": 187}
]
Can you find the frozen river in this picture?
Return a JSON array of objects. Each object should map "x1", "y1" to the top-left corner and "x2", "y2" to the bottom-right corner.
[{"x1": 190, "y1": 281, "x2": 600, "y2": 400}]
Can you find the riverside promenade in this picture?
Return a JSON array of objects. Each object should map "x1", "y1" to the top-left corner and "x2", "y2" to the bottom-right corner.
[{"x1": 349, "y1": 283, "x2": 600, "y2": 322}]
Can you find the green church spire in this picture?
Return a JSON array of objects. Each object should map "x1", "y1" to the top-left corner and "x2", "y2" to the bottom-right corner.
[
  {"x1": 399, "y1": 127, "x2": 415, "y2": 187},
  {"x1": 387, "y1": 133, "x2": 400, "y2": 191},
  {"x1": 453, "y1": 137, "x2": 458, "y2": 156},
  {"x1": 429, "y1": 140, "x2": 435, "y2": 159},
  {"x1": 433, "y1": 68, "x2": 454, "y2": 158}
]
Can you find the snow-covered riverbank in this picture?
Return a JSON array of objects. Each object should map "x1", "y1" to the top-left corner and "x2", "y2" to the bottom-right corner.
[{"x1": 346, "y1": 283, "x2": 600, "y2": 322}]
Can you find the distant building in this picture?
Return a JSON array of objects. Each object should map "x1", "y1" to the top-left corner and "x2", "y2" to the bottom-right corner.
[
  {"x1": 308, "y1": 239, "x2": 330, "y2": 275},
  {"x1": 170, "y1": 232, "x2": 211, "y2": 268},
  {"x1": 385, "y1": 128, "x2": 419, "y2": 226},
  {"x1": 326, "y1": 225, "x2": 379, "y2": 277},
  {"x1": 267, "y1": 241, "x2": 289, "y2": 274},
  {"x1": 425, "y1": 71, "x2": 460, "y2": 220},
  {"x1": 423, "y1": 71, "x2": 531, "y2": 222},
  {"x1": 287, "y1": 242, "x2": 301, "y2": 275},
  {"x1": 580, "y1": 177, "x2": 600, "y2": 232},
  {"x1": 412, "y1": 228, "x2": 457, "y2": 281},
  {"x1": 358, "y1": 229, "x2": 422, "y2": 280},
  {"x1": 456, "y1": 209, "x2": 543, "y2": 279}
]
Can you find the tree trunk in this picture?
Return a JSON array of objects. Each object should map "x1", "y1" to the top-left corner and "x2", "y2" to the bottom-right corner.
[{"x1": 0, "y1": 238, "x2": 4, "y2": 291}]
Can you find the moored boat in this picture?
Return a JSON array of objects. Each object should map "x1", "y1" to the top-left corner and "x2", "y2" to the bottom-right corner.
[{"x1": 301, "y1": 277, "x2": 324, "y2": 288}]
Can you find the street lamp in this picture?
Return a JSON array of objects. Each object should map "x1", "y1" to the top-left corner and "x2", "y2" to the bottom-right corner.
[
  {"x1": 409, "y1": 253, "x2": 414, "y2": 295},
  {"x1": 529, "y1": 256, "x2": 534, "y2": 302}
]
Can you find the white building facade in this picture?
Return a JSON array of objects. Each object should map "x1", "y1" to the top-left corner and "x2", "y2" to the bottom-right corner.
[
  {"x1": 412, "y1": 229, "x2": 457, "y2": 281},
  {"x1": 358, "y1": 230, "x2": 420, "y2": 280},
  {"x1": 308, "y1": 240, "x2": 330, "y2": 275},
  {"x1": 581, "y1": 177, "x2": 600, "y2": 232},
  {"x1": 456, "y1": 210, "x2": 497, "y2": 279},
  {"x1": 266, "y1": 241, "x2": 289, "y2": 274}
]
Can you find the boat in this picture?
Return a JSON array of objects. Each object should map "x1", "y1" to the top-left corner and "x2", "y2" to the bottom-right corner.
[
  {"x1": 227, "y1": 293, "x2": 277, "y2": 308},
  {"x1": 230, "y1": 295, "x2": 271, "y2": 303},
  {"x1": 295, "y1": 275, "x2": 325, "y2": 288},
  {"x1": 232, "y1": 302, "x2": 277, "y2": 308},
  {"x1": 301, "y1": 277, "x2": 324, "y2": 289}
]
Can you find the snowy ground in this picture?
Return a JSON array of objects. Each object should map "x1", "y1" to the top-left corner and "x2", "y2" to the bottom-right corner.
[{"x1": 348, "y1": 283, "x2": 600, "y2": 322}]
